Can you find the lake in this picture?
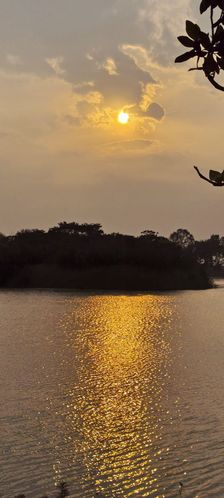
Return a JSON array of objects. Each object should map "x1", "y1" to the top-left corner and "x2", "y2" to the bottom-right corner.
[{"x1": 1, "y1": 285, "x2": 224, "y2": 497}]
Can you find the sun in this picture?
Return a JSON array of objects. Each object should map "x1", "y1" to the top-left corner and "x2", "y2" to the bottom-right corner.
[{"x1": 118, "y1": 111, "x2": 129, "y2": 125}]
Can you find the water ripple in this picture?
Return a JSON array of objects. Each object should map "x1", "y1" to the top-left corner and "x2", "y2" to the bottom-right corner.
[{"x1": 1, "y1": 290, "x2": 224, "y2": 496}]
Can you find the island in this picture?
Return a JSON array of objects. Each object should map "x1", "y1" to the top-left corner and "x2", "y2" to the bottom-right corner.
[{"x1": 0, "y1": 222, "x2": 212, "y2": 291}]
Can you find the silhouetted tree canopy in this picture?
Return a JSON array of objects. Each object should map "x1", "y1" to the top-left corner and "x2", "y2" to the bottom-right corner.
[
  {"x1": 140, "y1": 230, "x2": 158, "y2": 240},
  {"x1": 170, "y1": 229, "x2": 195, "y2": 248},
  {"x1": 48, "y1": 222, "x2": 103, "y2": 237},
  {"x1": 175, "y1": 0, "x2": 224, "y2": 91},
  {"x1": 0, "y1": 221, "x2": 214, "y2": 290}
]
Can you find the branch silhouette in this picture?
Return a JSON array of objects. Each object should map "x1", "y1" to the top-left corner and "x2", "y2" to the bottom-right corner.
[
  {"x1": 207, "y1": 74, "x2": 224, "y2": 92},
  {"x1": 194, "y1": 166, "x2": 224, "y2": 186},
  {"x1": 175, "y1": 2, "x2": 224, "y2": 91}
]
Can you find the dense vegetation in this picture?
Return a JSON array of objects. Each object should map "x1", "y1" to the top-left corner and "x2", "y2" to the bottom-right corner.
[
  {"x1": 0, "y1": 222, "x2": 215, "y2": 291},
  {"x1": 170, "y1": 228, "x2": 224, "y2": 277}
]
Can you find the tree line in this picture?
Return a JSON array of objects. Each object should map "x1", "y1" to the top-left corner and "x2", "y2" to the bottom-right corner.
[
  {"x1": 0, "y1": 222, "x2": 217, "y2": 289},
  {"x1": 169, "y1": 228, "x2": 224, "y2": 276}
]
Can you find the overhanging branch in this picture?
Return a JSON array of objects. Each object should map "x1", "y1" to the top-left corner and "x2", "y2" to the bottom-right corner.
[{"x1": 207, "y1": 74, "x2": 224, "y2": 91}]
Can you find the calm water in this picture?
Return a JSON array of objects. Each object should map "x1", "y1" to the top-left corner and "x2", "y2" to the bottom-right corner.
[{"x1": 1, "y1": 286, "x2": 224, "y2": 497}]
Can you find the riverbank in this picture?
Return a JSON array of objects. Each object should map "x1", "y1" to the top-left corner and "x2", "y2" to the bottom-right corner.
[{"x1": 4, "y1": 263, "x2": 212, "y2": 291}]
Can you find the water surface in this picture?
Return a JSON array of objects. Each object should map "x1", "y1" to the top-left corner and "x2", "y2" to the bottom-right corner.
[{"x1": 1, "y1": 286, "x2": 224, "y2": 497}]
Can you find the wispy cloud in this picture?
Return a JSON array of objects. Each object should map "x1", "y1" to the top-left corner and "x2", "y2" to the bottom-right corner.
[
  {"x1": 46, "y1": 56, "x2": 65, "y2": 76},
  {"x1": 102, "y1": 58, "x2": 118, "y2": 76},
  {"x1": 6, "y1": 54, "x2": 22, "y2": 66},
  {"x1": 103, "y1": 138, "x2": 156, "y2": 156}
]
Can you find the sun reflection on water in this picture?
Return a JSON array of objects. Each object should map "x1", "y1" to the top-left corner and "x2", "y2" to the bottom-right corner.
[
  {"x1": 4, "y1": 290, "x2": 224, "y2": 497},
  {"x1": 51, "y1": 294, "x2": 176, "y2": 496}
]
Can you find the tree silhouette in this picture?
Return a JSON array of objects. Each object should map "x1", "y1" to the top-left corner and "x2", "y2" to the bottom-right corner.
[
  {"x1": 0, "y1": 220, "x2": 211, "y2": 290},
  {"x1": 170, "y1": 228, "x2": 195, "y2": 248},
  {"x1": 140, "y1": 230, "x2": 158, "y2": 240},
  {"x1": 175, "y1": 0, "x2": 224, "y2": 91}
]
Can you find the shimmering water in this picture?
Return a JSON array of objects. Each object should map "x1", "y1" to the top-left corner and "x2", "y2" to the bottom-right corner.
[{"x1": 1, "y1": 286, "x2": 224, "y2": 497}]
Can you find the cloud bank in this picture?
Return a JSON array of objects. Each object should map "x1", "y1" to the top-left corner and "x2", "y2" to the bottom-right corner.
[{"x1": 0, "y1": 0, "x2": 222, "y2": 238}]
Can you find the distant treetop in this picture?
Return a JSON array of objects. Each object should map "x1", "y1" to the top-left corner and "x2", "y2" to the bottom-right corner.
[{"x1": 48, "y1": 221, "x2": 104, "y2": 237}]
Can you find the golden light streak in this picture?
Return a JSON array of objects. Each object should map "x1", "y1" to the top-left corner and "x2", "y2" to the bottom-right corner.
[{"x1": 53, "y1": 294, "x2": 174, "y2": 496}]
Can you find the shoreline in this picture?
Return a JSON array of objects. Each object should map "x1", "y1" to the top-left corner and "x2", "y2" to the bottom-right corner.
[{"x1": 1, "y1": 263, "x2": 213, "y2": 292}]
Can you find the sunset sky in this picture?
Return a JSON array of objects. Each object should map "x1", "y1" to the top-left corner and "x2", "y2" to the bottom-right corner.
[{"x1": 0, "y1": 0, "x2": 223, "y2": 238}]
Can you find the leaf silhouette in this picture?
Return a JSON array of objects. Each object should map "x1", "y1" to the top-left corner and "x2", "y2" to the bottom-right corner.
[
  {"x1": 217, "y1": 56, "x2": 224, "y2": 69},
  {"x1": 214, "y1": 25, "x2": 224, "y2": 42},
  {"x1": 175, "y1": 50, "x2": 196, "y2": 63},
  {"x1": 177, "y1": 35, "x2": 195, "y2": 47},
  {"x1": 203, "y1": 53, "x2": 219, "y2": 74},
  {"x1": 209, "y1": 170, "x2": 223, "y2": 181},
  {"x1": 199, "y1": 31, "x2": 211, "y2": 49},
  {"x1": 218, "y1": 0, "x2": 224, "y2": 8},
  {"x1": 186, "y1": 20, "x2": 201, "y2": 40},
  {"x1": 176, "y1": 0, "x2": 224, "y2": 91},
  {"x1": 200, "y1": 0, "x2": 212, "y2": 14}
]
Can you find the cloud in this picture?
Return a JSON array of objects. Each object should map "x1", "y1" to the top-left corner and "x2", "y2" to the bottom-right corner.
[
  {"x1": 0, "y1": 1, "x2": 160, "y2": 107},
  {"x1": 120, "y1": 44, "x2": 156, "y2": 75},
  {"x1": 0, "y1": 1, "x2": 192, "y2": 138},
  {"x1": 145, "y1": 103, "x2": 165, "y2": 120},
  {"x1": 73, "y1": 81, "x2": 95, "y2": 93},
  {"x1": 6, "y1": 54, "x2": 22, "y2": 66},
  {"x1": 102, "y1": 57, "x2": 118, "y2": 76},
  {"x1": 2, "y1": 0, "x2": 223, "y2": 238},
  {"x1": 137, "y1": 0, "x2": 195, "y2": 64},
  {"x1": 0, "y1": 0, "x2": 187, "y2": 138},
  {"x1": 79, "y1": 49, "x2": 156, "y2": 110},
  {"x1": 104, "y1": 138, "x2": 155, "y2": 156},
  {"x1": 0, "y1": 1, "x2": 195, "y2": 79},
  {"x1": 46, "y1": 56, "x2": 65, "y2": 76}
]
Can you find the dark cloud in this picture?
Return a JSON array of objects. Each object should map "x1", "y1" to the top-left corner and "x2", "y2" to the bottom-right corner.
[
  {"x1": 80, "y1": 50, "x2": 155, "y2": 107},
  {"x1": 0, "y1": 0, "x2": 150, "y2": 76},
  {"x1": 145, "y1": 103, "x2": 165, "y2": 120},
  {"x1": 0, "y1": 0, "x2": 162, "y2": 112},
  {"x1": 130, "y1": 101, "x2": 165, "y2": 121},
  {"x1": 0, "y1": 0, "x2": 195, "y2": 78}
]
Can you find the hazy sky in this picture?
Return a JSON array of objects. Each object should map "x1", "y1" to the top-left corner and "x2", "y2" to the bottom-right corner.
[{"x1": 0, "y1": 0, "x2": 223, "y2": 238}]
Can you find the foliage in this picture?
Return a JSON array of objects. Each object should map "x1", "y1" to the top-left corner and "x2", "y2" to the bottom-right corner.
[
  {"x1": 170, "y1": 229, "x2": 195, "y2": 248},
  {"x1": 140, "y1": 230, "x2": 159, "y2": 240},
  {"x1": 175, "y1": 0, "x2": 224, "y2": 91}
]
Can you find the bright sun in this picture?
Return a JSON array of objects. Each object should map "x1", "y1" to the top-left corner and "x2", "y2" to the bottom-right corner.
[{"x1": 118, "y1": 111, "x2": 129, "y2": 125}]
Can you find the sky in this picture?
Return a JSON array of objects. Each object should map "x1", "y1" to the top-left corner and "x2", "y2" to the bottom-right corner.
[{"x1": 0, "y1": 0, "x2": 223, "y2": 238}]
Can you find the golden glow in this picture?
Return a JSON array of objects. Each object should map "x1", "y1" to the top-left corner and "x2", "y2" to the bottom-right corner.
[
  {"x1": 54, "y1": 294, "x2": 175, "y2": 496},
  {"x1": 118, "y1": 111, "x2": 129, "y2": 125}
]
